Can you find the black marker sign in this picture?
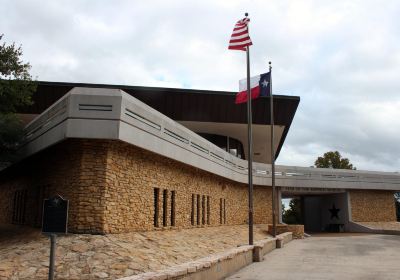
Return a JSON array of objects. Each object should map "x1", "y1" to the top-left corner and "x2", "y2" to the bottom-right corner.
[{"x1": 42, "y1": 195, "x2": 69, "y2": 234}]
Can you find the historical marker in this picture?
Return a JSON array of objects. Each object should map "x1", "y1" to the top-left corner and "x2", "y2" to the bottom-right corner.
[
  {"x1": 42, "y1": 195, "x2": 69, "y2": 234},
  {"x1": 42, "y1": 195, "x2": 69, "y2": 280}
]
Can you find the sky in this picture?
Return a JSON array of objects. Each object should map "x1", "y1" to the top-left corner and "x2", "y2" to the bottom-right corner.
[{"x1": 1, "y1": 0, "x2": 400, "y2": 172}]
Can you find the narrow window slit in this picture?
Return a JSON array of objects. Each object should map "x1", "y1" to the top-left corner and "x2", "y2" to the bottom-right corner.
[
  {"x1": 163, "y1": 189, "x2": 168, "y2": 227},
  {"x1": 207, "y1": 196, "x2": 210, "y2": 225},
  {"x1": 202, "y1": 195, "x2": 206, "y2": 225},
  {"x1": 154, "y1": 188, "x2": 160, "y2": 227},
  {"x1": 170, "y1": 191, "x2": 175, "y2": 227},
  {"x1": 191, "y1": 194, "x2": 195, "y2": 226},
  {"x1": 197, "y1": 194, "x2": 201, "y2": 225}
]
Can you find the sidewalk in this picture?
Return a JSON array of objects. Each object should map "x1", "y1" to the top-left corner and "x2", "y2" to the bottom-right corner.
[{"x1": 227, "y1": 234, "x2": 400, "y2": 280}]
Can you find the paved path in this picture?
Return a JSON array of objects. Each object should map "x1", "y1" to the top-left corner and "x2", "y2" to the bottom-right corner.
[{"x1": 227, "y1": 234, "x2": 400, "y2": 280}]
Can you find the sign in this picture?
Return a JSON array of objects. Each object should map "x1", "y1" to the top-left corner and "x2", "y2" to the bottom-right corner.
[{"x1": 42, "y1": 195, "x2": 69, "y2": 234}]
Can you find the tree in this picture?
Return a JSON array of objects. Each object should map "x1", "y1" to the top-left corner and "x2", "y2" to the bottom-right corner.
[
  {"x1": 314, "y1": 151, "x2": 356, "y2": 170},
  {"x1": 0, "y1": 34, "x2": 36, "y2": 159},
  {"x1": 282, "y1": 198, "x2": 303, "y2": 224},
  {"x1": 395, "y1": 193, "x2": 400, "y2": 222}
]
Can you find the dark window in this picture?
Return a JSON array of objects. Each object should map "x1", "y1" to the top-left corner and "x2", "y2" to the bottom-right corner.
[
  {"x1": 197, "y1": 194, "x2": 201, "y2": 225},
  {"x1": 12, "y1": 190, "x2": 28, "y2": 224},
  {"x1": 34, "y1": 185, "x2": 49, "y2": 227},
  {"x1": 202, "y1": 195, "x2": 206, "y2": 225},
  {"x1": 170, "y1": 191, "x2": 175, "y2": 226},
  {"x1": 223, "y1": 198, "x2": 226, "y2": 224},
  {"x1": 207, "y1": 196, "x2": 210, "y2": 225},
  {"x1": 198, "y1": 133, "x2": 245, "y2": 159},
  {"x1": 220, "y1": 198, "x2": 223, "y2": 224},
  {"x1": 191, "y1": 194, "x2": 195, "y2": 226},
  {"x1": 163, "y1": 189, "x2": 168, "y2": 227},
  {"x1": 154, "y1": 188, "x2": 160, "y2": 227}
]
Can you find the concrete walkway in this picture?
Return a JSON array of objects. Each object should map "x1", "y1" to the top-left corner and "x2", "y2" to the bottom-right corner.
[{"x1": 227, "y1": 234, "x2": 400, "y2": 280}]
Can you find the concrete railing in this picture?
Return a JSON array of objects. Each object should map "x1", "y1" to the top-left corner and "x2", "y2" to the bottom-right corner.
[
  {"x1": 118, "y1": 232, "x2": 293, "y2": 280},
  {"x1": 21, "y1": 87, "x2": 400, "y2": 191}
]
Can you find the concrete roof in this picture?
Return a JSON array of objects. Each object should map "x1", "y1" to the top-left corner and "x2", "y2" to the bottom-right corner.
[{"x1": 5, "y1": 87, "x2": 400, "y2": 191}]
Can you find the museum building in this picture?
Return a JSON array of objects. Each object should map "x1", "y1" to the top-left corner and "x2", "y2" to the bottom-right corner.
[{"x1": 0, "y1": 82, "x2": 398, "y2": 234}]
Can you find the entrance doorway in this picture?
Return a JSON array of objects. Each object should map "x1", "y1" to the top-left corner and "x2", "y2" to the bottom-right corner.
[{"x1": 281, "y1": 189, "x2": 350, "y2": 233}]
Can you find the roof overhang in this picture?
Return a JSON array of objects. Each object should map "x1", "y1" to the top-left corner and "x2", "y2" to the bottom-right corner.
[
  {"x1": 18, "y1": 81, "x2": 300, "y2": 162},
  {"x1": 3, "y1": 87, "x2": 399, "y2": 191}
]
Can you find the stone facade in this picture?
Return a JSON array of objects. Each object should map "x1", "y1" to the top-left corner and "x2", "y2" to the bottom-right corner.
[
  {"x1": 98, "y1": 140, "x2": 272, "y2": 233},
  {"x1": 0, "y1": 139, "x2": 398, "y2": 234},
  {"x1": 0, "y1": 139, "x2": 272, "y2": 234},
  {"x1": 0, "y1": 140, "x2": 109, "y2": 233},
  {"x1": 349, "y1": 190, "x2": 397, "y2": 222}
]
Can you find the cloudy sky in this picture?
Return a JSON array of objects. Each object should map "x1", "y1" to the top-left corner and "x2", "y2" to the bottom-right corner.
[{"x1": 2, "y1": 0, "x2": 400, "y2": 172}]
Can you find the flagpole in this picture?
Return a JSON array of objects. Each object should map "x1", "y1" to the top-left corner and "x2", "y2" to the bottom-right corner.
[
  {"x1": 245, "y1": 12, "x2": 254, "y2": 246},
  {"x1": 269, "y1": 61, "x2": 276, "y2": 238}
]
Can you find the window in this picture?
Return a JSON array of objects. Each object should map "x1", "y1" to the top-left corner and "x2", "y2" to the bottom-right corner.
[
  {"x1": 192, "y1": 193, "x2": 211, "y2": 226},
  {"x1": 12, "y1": 189, "x2": 27, "y2": 225},
  {"x1": 198, "y1": 133, "x2": 245, "y2": 159},
  {"x1": 34, "y1": 185, "x2": 49, "y2": 227},
  {"x1": 220, "y1": 198, "x2": 223, "y2": 224},
  {"x1": 207, "y1": 196, "x2": 210, "y2": 225},
  {"x1": 170, "y1": 191, "x2": 176, "y2": 226},
  {"x1": 220, "y1": 198, "x2": 226, "y2": 224},
  {"x1": 202, "y1": 195, "x2": 206, "y2": 225},
  {"x1": 163, "y1": 189, "x2": 168, "y2": 227},
  {"x1": 223, "y1": 198, "x2": 226, "y2": 224},
  {"x1": 154, "y1": 188, "x2": 160, "y2": 227},
  {"x1": 197, "y1": 194, "x2": 201, "y2": 225},
  {"x1": 191, "y1": 194, "x2": 195, "y2": 226}
]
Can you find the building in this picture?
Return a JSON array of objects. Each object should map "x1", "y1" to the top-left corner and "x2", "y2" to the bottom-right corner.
[{"x1": 0, "y1": 82, "x2": 399, "y2": 234}]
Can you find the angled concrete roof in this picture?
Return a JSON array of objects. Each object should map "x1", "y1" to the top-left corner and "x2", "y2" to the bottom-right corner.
[
  {"x1": 17, "y1": 81, "x2": 300, "y2": 161},
  {"x1": 5, "y1": 87, "x2": 400, "y2": 191}
]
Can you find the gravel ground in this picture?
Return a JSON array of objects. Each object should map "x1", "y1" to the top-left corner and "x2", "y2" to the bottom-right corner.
[{"x1": 0, "y1": 224, "x2": 270, "y2": 280}]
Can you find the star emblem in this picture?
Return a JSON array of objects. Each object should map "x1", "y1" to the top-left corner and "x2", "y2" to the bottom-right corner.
[
  {"x1": 329, "y1": 204, "x2": 340, "y2": 220},
  {"x1": 261, "y1": 80, "x2": 269, "y2": 87}
]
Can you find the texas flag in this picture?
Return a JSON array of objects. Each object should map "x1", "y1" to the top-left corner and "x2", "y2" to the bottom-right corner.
[{"x1": 235, "y1": 72, "x2": 270, "y2": 104}]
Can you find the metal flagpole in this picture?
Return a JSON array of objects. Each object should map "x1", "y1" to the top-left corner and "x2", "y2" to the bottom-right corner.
[
  {"x1": 269, "y1": 61, "x2": 277, "y2": 238},
  {"x1": 245, "y1": 12, "x2": 254, "y2": 246}
]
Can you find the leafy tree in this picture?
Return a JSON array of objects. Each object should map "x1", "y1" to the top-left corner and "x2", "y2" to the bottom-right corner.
[
  {"x1": 282, "y1": 198, "x2": 303, "y2": 224},
  {"x1": 0, "y1": 34, "x2": 36, "y2": 159},
  {"x1": 315, "y1": 151, "x2": 356, "y2": 170},
  {"x1": 395, "y1": 193, "x2": 400, "y2": 222}
]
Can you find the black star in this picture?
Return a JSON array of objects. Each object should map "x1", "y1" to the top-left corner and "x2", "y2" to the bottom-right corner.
[{"x1": 329, "y1": 204, "x2": 340, "y2": 220}]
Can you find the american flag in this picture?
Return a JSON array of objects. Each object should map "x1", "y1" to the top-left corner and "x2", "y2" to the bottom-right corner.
[{"x1": 228, "y1": 17, "x2": 252, "y2": 51}]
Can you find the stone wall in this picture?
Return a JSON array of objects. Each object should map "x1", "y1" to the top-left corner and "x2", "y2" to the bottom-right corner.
[
  {"x1": 102, "y1": 141, "x2": 272, "y2": 233},
  {"x1": 0, "y1": 140, "x2": 108, "y2": 233},
  {"x1": 2, "y1": 139, "x2": 397, "y2": 234},
  {"x1": 0, "y1": 139, "x2": 273, "y2": 234},
  {"x1": 286, "y1": 224, "x2": 304, "y2": 239},
  {"x1": 349, "y1": 190, "x2": 397, "y2": 222}
]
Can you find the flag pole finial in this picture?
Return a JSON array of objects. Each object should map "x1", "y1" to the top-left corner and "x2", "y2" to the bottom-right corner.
[{"x1": 245, "y1": 12, "x2": 248, "y2": 17}]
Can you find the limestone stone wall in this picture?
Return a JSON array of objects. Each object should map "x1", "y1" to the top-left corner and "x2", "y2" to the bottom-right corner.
[
  {"x1": 253, "y1": 186, "x2": 273, "y2": 224},
  {"x1": 102, "y1": 141, "x2": 272, "y2": 233},
  {"x1": 0, "y1": 139, "x2": 108, "y2": 233},
  {"x1": 349, "y1": 190, "x2": 397, "y2": 222},
  {"x1": 2, "y1": 139, "x2": 398, "y2": 234},
  {"x1": 0, "y1": 139, "x2": 273, "y2": 234},
  {"x1": 286, "y1": 224, "x2": 304, "y2": 239}
]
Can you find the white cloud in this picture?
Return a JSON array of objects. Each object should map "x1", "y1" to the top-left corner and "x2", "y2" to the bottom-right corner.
[{"x1": 1, "y1": 0, "x2": 400, "y2": 171}]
